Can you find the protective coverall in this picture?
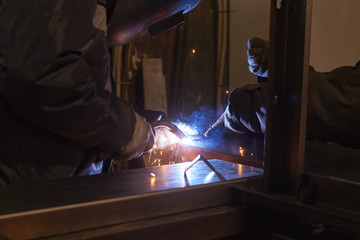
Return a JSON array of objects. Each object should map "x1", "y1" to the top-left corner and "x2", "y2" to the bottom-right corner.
[
  {"x1": 222, "y1": 38, "x2": 360, "y2": 149},
  {"x1": 0, "y1": 0, "x2": 153, "y2": 185}
]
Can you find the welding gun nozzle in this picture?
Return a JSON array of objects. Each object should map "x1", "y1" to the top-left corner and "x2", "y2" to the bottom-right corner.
[
  {"x1": 203, "y1": 113, "x2": 225, "y2": 137},
  {"x1": 203, "y1": 126, "x2": 214, "y2": 138}
]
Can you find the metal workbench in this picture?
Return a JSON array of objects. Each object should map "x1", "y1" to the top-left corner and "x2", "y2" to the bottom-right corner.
[{"x1": 0, "y1": 159, "x2": 263, "y2": 240}]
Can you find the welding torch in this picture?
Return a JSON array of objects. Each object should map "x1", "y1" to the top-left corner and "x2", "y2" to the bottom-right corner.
[{"x1": 203, "y1": 112, "x2": 225, "y2": 137}]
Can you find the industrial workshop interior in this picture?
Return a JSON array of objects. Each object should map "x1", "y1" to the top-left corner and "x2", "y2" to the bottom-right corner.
[{"x1": 0, "y1": 0, "x2": 359, "y2": 239}]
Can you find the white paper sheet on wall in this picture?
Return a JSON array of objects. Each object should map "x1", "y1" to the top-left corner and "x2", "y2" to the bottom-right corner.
[{"x1": 142, "y1": 58, "x2": 168, "y2": 116}]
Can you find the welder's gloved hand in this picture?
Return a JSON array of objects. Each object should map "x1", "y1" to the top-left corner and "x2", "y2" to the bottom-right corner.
[
  {"x1": 204, "y1": 84, "x2": 267, "y2": 137},
  {"x1": 204, "y1": 107, "x2": 240, "y2": 135},
  {"x1": 247, "y1": 37, "x2": 269, "y2": 78},
  {"x1": 223, "y1": 84, "x2": 267, "y2": 134},
  {"x1": 113, "y1": 113, "x2": 154, "y2": 161}
]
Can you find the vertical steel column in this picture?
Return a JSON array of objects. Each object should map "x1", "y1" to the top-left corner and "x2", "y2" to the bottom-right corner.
[{"x1": 264, "y1": 0, "x2": 313, "y2": 196}]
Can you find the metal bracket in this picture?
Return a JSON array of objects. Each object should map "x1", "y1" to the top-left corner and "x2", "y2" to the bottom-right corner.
[
  {"x1": 183, "y1": 154, "x2": 226, "y2": 186},
  {"x1": 184, "y1": 154, "x2": 216, "y2": 174}
]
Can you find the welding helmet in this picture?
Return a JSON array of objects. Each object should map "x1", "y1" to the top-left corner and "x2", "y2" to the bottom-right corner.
[{"x1": 105, "y1": 0, "x2": 200, "y2": 47}]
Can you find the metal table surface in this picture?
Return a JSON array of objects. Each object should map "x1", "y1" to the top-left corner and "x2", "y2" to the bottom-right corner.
[{"x1": 0, "y1": 159, "x2": 263, "y2": 240}]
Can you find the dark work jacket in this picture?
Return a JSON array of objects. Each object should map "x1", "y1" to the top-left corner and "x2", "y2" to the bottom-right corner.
[
  {"x1": 226, "y1": 63, "x2": 360, "y2": 149},
  {"x1": 0, "y1": 0, "x2": 136, "y2": 185}
]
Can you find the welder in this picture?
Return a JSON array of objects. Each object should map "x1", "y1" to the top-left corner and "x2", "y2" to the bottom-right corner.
[
  {"x1": 0, "y1": 0, "x2": 200, "y2": 185},
  {"x1": 207, "y1": 37, "x2": 360, "y2": 149}
]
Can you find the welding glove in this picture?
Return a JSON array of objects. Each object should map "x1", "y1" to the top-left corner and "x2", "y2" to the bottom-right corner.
[
  {"x1": 113, "y1": 112, "x2": 154, "y2": 161},
  {"x1": 247, "y1": 37, "x2": 269, "y2": 78},
  {"x1": 223, "y1": 84, "x2": 267, "y2": 134},
  {"x1": 205, "y1": 84, "x2": 267, "y2": 136}
]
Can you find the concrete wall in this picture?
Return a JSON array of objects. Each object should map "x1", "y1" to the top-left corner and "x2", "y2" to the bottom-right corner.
[
  {"x1": 229, "y1": 0, "x2": 360, "y2": 89},
  {"x1": 310, "y1": 0, "x2": 360, "y2": 72},
  {"x1": 229, "y1": 0, "x2": 270, "y2": 90}
]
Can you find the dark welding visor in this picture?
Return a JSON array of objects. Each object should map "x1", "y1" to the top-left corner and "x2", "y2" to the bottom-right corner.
[{"x1": 106, "y1": 0, "x2": 200, "y2": 47}]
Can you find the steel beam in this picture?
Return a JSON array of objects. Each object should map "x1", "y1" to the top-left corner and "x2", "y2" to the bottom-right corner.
[{"x1": 264, "y1": 0, "x2": 313, "y2": 195}]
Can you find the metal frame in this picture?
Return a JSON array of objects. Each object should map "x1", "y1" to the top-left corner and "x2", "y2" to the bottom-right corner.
[
  {"x1": 0, "y1": 160, "x2": 263, "y2": 239},
  {"x1": 0, "y1": 182, "x2": 246, "y2": 239},
  {"x1": 264, "y1": 0, "x2": 313, "y2": 196},
  {"x1": 260, "y1": 1, "x2": 360, "y2": 235},
  {"x1": 233, "y1": 184, "x2": 360, "y2": 234}
]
